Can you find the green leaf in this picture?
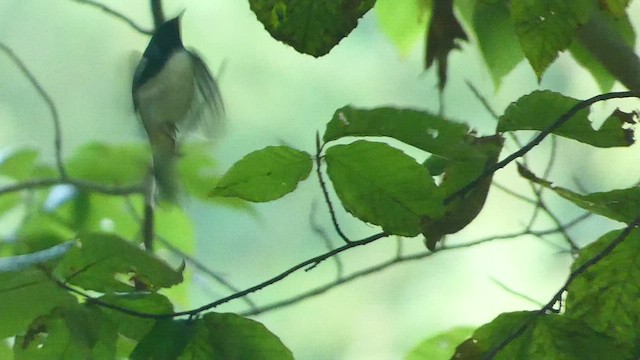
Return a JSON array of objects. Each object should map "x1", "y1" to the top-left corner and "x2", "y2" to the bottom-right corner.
[
  {"x1": 565, "y1": 228, "x2": 640, "y2": 352},
  {"x1": 405, "y1": 327, "x2": 474, "y2": 360},
  {"x1": 454, "y1": 312, "x2": 626, "y2": 359},
  {"x1": 518, "y1": 164, "x2": 640, "y2": 224},
  {"x1": 601, "y1": 0, "x2": 630, "y2": 16},
  {"x1": 511, "y1": 0, "x2": 596, "y2": 79},
  {"x1": 0, "y1": 268, "x2": 76, "y2": 339},
  {"x1": 498, "y1": 90, "x2": 634, "y2": 148},
  {"x1": 324, "y1": 106, "x2": 473, "y2": 159},
  {"x1": 325, "y1": 140, "x2": 442, "y2": 236},
  {"x1": 66, "y1": 142, "x2": 148, "y2": 186},
  {"x1": 211, "y1": 146, "x2": 312, "y2": 202},
  {"x1": 570, "y1": 11, "x2": 635, "y2": 92},
  {"x1": 14, "y1": 306, "x2": 117, "y2": 360},
  {"x1": 0, "y1": 148, "x2": 40, "y2": 180},
  {"x1": 375, "y1": 0, "x2": 431, "y2": 56},
  {"x1": 248, "y1": 0, "x2": 376, "y2": 57},
  {"x1": 52, "y1": 232, "x2": 183, "y2": 292},
  {"x1": 473, "y1": 0, "x2": 525, "y2": 87},
  {"x1": 179, "y1": 313, "x2": 293, "y2": 360},
  {"x1": 0, "y1": 339, "x2": 12, "y2": 360},
  {"x1": 130, "y1": 319, "x2": 196, "y2": 360},
  {"x1": 96, "y1": 293, "x2": 173, "y2": 341}
]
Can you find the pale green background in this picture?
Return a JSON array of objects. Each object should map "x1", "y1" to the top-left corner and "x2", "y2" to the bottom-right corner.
[{"x1": 1, "y1": 0, "x2": 640, "y2": 359}]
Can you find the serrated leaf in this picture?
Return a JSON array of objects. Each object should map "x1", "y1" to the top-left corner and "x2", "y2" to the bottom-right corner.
[
  {"x1": 570, "y1": 11, "x2": 635, "y2": 92},
  {"x1": 498, "y1": 90, "x2": 635, "y2": 148},
  {"x1": 130, "y1": 319, "x2": 196, "y2": 360},
  {"x1": 518, "y1": 164, "x2": 640, "y2": 224},
  {"x1": 249, "y1": 0, "x2": 376, "y2": 57},
  {"x1": 325, "y1": 140, "x2": 442, "y2": 236},
  {"x1": 511, "y1": 0, "x2": 596, "y2": 79},
  {"x1": 53, "y1": 232, "x2": 183, "y2": 292},
  {"x1": 454, "y1": 312, "x2": 627, "y2": 359},
  {"x1": 96, "y1": 293, "x2": 173, "y2": 341},
  {"x1": 406, "y1": 326, "x2": 474, "y2": 360},
  {"x1": 324, "y1": 106, "x2": 473, "y2": 159},
  {"x1": 179, "y1": 313, "x2": 293, "y2": 360},
  {"x1": 66, "y1": 142, "x2": 148, "y2": 186},
  {"x1": 375, "y1": 0, "x2": 431, "y2": 56},
  {"x1": 565, "y1": 228, "x2": 640, "y2": 352},
  {"x1": 0, "y1": 268, "x2": 76, "y2": 339},
  {"x1": 14, "y1": 306, "x2": 117, "y2": 360},
  {"x1": 473, "y1": 0, "x2": 525, "y2": 87},
  {"x1": 211, "y1": 146, "x2": 312, "y2": 202}
]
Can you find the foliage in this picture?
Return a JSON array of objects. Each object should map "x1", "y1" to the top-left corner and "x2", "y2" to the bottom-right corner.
[{"x1": 1, "y1": 0, "x2": 640, "y2": 359}]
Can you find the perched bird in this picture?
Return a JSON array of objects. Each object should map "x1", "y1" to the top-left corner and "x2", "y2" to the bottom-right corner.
[{"x1": 132, "y1": 14, "x2": 224, "y2": 202}]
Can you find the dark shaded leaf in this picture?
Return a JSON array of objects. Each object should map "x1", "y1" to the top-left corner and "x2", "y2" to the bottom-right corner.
[{"x1": 249, "y1": 0, "x2": 376, "y2": 57}]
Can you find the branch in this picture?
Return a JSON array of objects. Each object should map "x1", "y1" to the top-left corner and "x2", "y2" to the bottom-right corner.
[
  {"x1": 70, "y1": 0, "x2": 151, "y2": 34},
  {"x1": 0, "y1": 177, "x2": 143, "y2": 197},
  {"x1": 0, "y1": 42, "x2": 66, "y2": 178},
  {"x1": 483, "y1": 217, "x2": 640, "y2": 359}
]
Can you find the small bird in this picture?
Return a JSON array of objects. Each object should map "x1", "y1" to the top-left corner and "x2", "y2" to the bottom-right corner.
[{"x1": 132, "y1": 13, "x2": 224, "y2": 202}]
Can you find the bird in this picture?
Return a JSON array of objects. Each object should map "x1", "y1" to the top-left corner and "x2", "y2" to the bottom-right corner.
[{"x1": 132, "y1": 13, "x2": 224, "y2": 202}]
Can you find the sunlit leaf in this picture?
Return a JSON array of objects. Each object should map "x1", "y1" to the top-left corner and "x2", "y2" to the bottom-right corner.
[
  {"x1": 179, "y1": 313, "x2": 293, "y2": 360},
  {"x1": 511, "y1": 0, "x2": 596, "y2": 79},
  {"x1": 53, "y1": 232, "x2": 183, "y2": 292},
  {"x1": 601, "y1": 0, "x2": 631, "y2": 16},
  {"x1": 406, "y1": 326, "x2": 474, "y2": 360},
  {"x1": 0, "y1": 268, "x2": 76, "y2": 339},
  {"x1": 498, "y1": 90, "x2": 635, "y2": 148},
  {"x1": 325, "y1": 140, "x2": 442, "y2": 236},
  {"x1": 473, "y1": 0, "x2": 525, "y2": 87},
  {"x1": 565, "y1": 228, "x2": 640, "y2": 352},
  {"x1": 324, "y1": 106, "x2": 473, "y2": 159},
  {"x1": 376, "y1": 0, "x2": 431, "y2": 56},
  {"x1": 0, "y1": 148, "x2": 39, "y2": 180},
  {"x1": 211, "y1": 146, "x2": 312, "y2": 202},
  {"x1": 248, "y1": 0, "x2": 376, "y2": 57},
  {"x1": 14, "y1": 306, "x2": 117, "y2": 360}
]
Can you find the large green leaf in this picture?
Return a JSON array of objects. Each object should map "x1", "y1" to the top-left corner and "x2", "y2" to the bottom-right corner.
[
  {"x1": 325, "y1": 140, "x2": 442, "y2": 236},
  {"x1": 179, "y1": 313, "x2": 293, "y2": 360},
  {"x1": 565, "y1": 228, "x2": 640, "y2": 352},
  {"x1": 473, "y1": 0, "x2": 525, "y2": 87},
  {"x1": 96, "y1": 293, "x2": 173, "y2": 341},
  {"x1": 14, "y1": 305, "x2": 117, "y2": 360},
  {"x1": 498, "y1": 90, "x2": 634, "y2": 148},
  {"x1": 130, "y1": 319, "x2": 196, "y2": 360},
  {"x1": 0, "y1": 268, "x2": 76, "y2": 339},
  {"x1": 375, "y1": 0, "x2": 431, "y2": 56},
  {"x1": 511, "y1": 0, "x2": 596, "y2": 79},
  {"x1": 601, "y1": 0, "x2": 631, "y2": 16},
  {"x1": 211, "y1": 146, "x2": 312, "y2": 202},
  {"x1": 249, "y1": 0, "x2": 376, "y2": 57},
  {"x1": 518, "y1": 165, "x2": 640, "y2": 224},
  {"x1": 406, "y1": 327, "x2": 474, "y2": 360},
  {"x1": 52, "y1": 232, "x2": 183, "y2": 292},
  {"x1": 0, "y1": 148, "x2": 39, "y2": 180},
  {"x1": 452, "y1": 311, "x2": 626, "y2": 359},
  {"x1": 324, "y1": 106, "x2": 473, "y2": 159}
]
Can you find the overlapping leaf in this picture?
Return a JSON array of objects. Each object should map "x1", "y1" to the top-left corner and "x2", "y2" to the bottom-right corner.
[{"x1": 325, "y1": 140, "x2": 442, "y2": 236}]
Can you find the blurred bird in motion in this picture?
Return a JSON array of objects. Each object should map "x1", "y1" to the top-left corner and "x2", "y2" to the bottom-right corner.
[{"x1": 132, "y1": 13, "x2": 224, "y2": 202}]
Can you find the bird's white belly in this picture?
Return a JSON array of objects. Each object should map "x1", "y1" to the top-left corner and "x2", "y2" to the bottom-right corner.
[{"x1": 136, "y1": 51, "x2": 195, "y2": 125}]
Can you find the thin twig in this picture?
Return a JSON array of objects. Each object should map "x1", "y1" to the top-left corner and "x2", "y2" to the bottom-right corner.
[
  {"x1": 0, "y1": 178, "x2": 143, "y2": 197},
  {"x1": 151, "y1": 0, "x2": 165, "y2": 28},
  {"x1": 0, "y1": 42, "x2": 66, "y2": 177},
  {"x1": 70, "y1": 0, "x2": 151, "y2": 34},
  {"x1": 310, "y1": 201, "x2": 344, "y2": 278},
  {"x1": 490, "y1": 277, "x2": 544, "y2": 307},
  {"x1": 315, "y1": 132, "x2": 351, "y2": 243}
]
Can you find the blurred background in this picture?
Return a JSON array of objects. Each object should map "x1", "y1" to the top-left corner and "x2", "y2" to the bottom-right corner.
[{"x1": 1, "y1": 0, "x2": 640, "y2": 358}]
